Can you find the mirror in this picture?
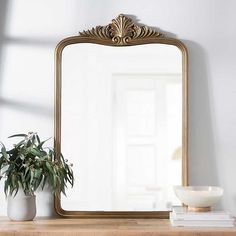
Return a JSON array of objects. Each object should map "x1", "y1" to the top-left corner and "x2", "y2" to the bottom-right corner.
[{"x1": 54, "y1": 15, "x2": 188, "y2": 218}]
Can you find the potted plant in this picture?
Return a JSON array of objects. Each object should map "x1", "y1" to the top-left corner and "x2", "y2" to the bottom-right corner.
[{"x1": 0, "y1": 132, "x2": 74, "y2": 221}]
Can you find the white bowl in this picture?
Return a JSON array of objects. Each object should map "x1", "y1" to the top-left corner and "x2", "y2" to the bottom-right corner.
[{"x1": 174, "y1": 186, "x2": 223, "y2": 209}]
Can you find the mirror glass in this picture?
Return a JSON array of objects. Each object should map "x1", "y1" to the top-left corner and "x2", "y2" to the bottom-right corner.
[{"x1": 61, "y1": 43, "x2": 183, "y2": 211}]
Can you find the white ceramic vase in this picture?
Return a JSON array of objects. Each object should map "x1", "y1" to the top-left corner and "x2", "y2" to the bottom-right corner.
[{"x1": 7, "y1": 189, "x2": 36, "y2": 221}]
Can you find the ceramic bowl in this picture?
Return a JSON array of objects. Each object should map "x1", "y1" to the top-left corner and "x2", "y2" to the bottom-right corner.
[{"x1": 174, "y1": 186, "x2": 223, "y2": 211}]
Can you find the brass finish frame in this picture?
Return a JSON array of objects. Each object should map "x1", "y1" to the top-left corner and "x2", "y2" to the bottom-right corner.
[
  {"x1": 54, "y1": 14, "x2": 188, "y2": 218},
  {"x1": 188, "y1": 207, "x2": 211, "y2": 212}
]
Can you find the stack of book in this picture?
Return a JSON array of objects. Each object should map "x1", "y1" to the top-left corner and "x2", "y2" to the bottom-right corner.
[{"x1": 170, "y1": 206, "x2": 235, "y2": 227}]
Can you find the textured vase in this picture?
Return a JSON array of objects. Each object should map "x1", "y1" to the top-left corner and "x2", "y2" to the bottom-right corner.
[{"x1": 7, "y1": 190, "x2": 36, "y2": 221}]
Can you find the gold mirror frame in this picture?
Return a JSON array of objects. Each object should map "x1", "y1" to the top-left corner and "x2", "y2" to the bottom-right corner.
[{"x1": 54, "y1": 14, "x2": 188, "y2": 218}]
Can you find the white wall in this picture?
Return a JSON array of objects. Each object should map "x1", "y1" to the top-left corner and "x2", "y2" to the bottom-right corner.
[{"x1": 0, "y1": 0, "x2": 236, "y2": 216}]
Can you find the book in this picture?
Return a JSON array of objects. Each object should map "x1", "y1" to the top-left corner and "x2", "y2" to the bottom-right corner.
[
  {"x1": 172, "y1": 206, "x2": 232, "y2": 221},
  {"x1": 170, "y1": 207, "x2": 235, "y2": 227},
  {"x1": 170, "y1": 213, "x2": 235, "y2": 227}
]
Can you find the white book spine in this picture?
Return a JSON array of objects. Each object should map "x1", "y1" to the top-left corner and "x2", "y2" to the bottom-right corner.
[
  {"x1": 169, "y1": 213, "x2": 235, "y2": 227},
  {"x1": 171, "y1": 207, "x2": 232, "y2": 221},
  {"x1": 170, "y1": 221, "x2": 235, "y2": 227},
  {"x1": 172, "y1": 212, "x2": 232, "y2": 221}
]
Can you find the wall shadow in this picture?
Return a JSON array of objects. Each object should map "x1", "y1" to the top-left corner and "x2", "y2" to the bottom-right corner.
[
  {"x1": 0, "y1": 0, "x2": 9, "y2": 89},
  {"x1": 0, "y1": 1, "x2": 55, "y2": 217},
  {"x1": 183, "y1": 40, "x2": 221, "y2": 206},
  {"x1": 3, "y1": 36, "x2": 56, "y2": 47},
  {"x1": 0, "y1": 98, "x2": 53, "y2": 117}
]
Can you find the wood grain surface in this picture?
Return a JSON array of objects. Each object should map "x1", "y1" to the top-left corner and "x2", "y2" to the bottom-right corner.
[{"x1": 0, "y1": 217, "x2": 236, "y2": 236}]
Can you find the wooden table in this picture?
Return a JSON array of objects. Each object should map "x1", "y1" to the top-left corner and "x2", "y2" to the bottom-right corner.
[{"x1": 0, "y1": 217, "x2": 236, "y2": 236}]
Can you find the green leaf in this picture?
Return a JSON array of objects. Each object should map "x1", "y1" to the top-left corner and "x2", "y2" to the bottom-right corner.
[
  {"x1": 26, "y1": 139, "x2": 32, "y2": 148},
  {"x1": 24, "y1": 166, "x2": 29, "y2": 177},
  {"x1": 45, "y1": 161, "x2": 53, "y2": 174},
  {"x1": 0, "y1": 143, "x2": 8, "y2": 160},
  {"x1": 42, "y1": 176, "x2": 47, "y2": 190},
  {"x1": 34, "y1": 173, "x2": 43, "y2": 191},
  {"x1": 34, "y1": 168, "x2": 42, "y2": 179},
  {"x1": 29, "y1": 148, "x2": 44, "y2": 157},
  {"x1": 20, "y1": 173, "x2": 26, "y2": 190},
  {"x1": 53, "y1": 174, "x2": 57, "y2": 189},
  {"x1": 8, "y1": 134, "x2": 27, "y2": 138},
  {"x1": 30, "y1": 169, "x2": 34, "y2": 186},
  {"x1": 60, "y1": 153, "x2": 65, "y2": 163},
  {"x1": 6, "y1": 148, "x2": 17, "y2": 154},
  {"x1": 14, "y1": 140, "x2": 25, "y2": 148},
  {"x1": 61, "y1": 183, "x2": 66, "y2": 196},
  {"x1": 38, "y1": 137, "x2": 51, "y2": 150},
  {"x1": 36, "y1": 135, "x2": 40, "y2": 144},
  {"x1": 13, "y1": 181, "x2": 20, "y2": 197},
  {"x1": 4, "y1": 179, "x2": 9, "y2": 196}
]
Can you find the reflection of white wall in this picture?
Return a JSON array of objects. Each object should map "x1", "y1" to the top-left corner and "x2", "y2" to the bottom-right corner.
[
  {"x1": 0, "y1": 0, "x2": 236, "y2": 216},
  {"x1": 113, "y1": 74, "x2": 182, "y2": 211},
  {"x1": 61, "y1": 45, "x2": 182, "y2": 211}
]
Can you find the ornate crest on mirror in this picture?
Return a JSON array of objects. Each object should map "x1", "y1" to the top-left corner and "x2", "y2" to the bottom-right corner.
[{"x1": 54, "y1": 14, "x2": 188, "y2": 218}]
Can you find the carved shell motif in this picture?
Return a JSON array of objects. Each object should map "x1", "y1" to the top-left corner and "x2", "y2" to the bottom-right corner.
[{"x1": 79, "y1": 14, "x2": 163, "y2": 45}]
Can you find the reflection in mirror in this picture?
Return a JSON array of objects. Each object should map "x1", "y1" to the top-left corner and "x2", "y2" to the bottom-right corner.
[{"x1": 60, "y1": 43, "x2": 183, "y2": 211}]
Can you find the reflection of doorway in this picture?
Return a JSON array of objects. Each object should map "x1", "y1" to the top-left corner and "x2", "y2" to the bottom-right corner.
[{"x1": 112, "y1": 74, "x2": 182, "y2": 211}]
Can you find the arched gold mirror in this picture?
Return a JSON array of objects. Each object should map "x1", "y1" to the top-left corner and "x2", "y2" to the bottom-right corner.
[{"x1": 54, "y1": 14, "x2": 188, "y2": 218}]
